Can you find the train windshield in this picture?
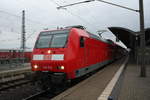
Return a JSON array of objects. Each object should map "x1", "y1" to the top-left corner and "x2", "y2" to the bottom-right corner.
[
  {"x1": 36, "y1": 34, "x2": 52, "y2": 48},
  {"x1": 35, "y1": 30, "x2": 69, "y2": 48},
  {"x1": 51, "y1": 34, "x2": 68, "y2": 48}
]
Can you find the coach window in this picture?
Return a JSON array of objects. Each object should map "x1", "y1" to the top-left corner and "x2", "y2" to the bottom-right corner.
[{"x1": 80, "y1": 37, "x2": 84, "y2": 47}]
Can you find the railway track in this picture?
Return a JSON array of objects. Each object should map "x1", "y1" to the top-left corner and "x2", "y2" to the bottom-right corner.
[
  {"x1": 0, "y1": 65, "x2": 105, "y2": 100},
  {"x1": 22, "y1": 89, "x2": 53, "y2": 100},
  {"x1": 0, "y1": 63, "x2": 110, "y2": 100},
  {"x1": 22, "y1": 83, "x2": 70, "y2": 100},
  {"x1": 0, "y1": 78, "x2": 31, "y2": 92},
  {"x1": 0, "y1": 66, "x2": 33, "y2": 92},
  {"x1": 0, "y1": 59, "x2": 122, "y2": 100},
  {"x1": 22, "y1": 66, "x2": 106, "y2": 100}
]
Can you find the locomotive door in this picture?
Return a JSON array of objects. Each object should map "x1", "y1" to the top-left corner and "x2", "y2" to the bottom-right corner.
[
  {"x1": 84, "y1": 38, "x2": 88, "y2": 66},
  {"x1": 80, "y1": 36, "x2": 87, "y2": 66}
]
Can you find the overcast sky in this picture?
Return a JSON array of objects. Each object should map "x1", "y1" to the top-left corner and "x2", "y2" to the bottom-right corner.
[{"x1": 0, "y1": 0, "x2": 150, "y2": 49}]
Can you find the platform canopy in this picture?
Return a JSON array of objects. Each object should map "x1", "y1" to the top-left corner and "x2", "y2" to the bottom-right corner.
[
  {"x1": 108, "y1": 27, "x2": 150, "y2": 49},
  {"x1": 145, "y1": 28, "x2": 150, "y2": 46},
  {"x1": 108, "y1": 27, "x2": 138, "y2": 49}
]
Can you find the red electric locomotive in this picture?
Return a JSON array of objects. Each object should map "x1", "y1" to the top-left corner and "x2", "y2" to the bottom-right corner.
[{"x1": 31, "y1": 25, "x2": 120, "y2": 88}]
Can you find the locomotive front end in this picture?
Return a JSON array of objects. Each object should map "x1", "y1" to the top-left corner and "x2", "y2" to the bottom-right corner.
[{"x1": 31, "y1": 29, "x2": 69, "y2": 85}]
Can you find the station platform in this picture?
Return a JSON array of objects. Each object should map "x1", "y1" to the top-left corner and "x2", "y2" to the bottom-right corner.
[
  {"x1": 52, "y1": 56, "x2": 150, "y2": 100},
  {"x1": 52, "y1": 57, "x2": 128, "y2": 100},
  {"x1": 0, "y1": 63, "x2": 30, "y2": 72},
  {"x1": 117, "y1": 61, "x2": 150, "y2": 100},
  {"x1": 0, "y1": 63, "x2": 31, "y2": 83},
  {"x1": 0, "y1": 63, "x2": 30, "y2": 77}
]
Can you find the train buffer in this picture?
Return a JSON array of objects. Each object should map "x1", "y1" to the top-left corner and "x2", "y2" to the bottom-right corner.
[{"x1": 52, "y1": 56, "x2": 150, "y2": 100}]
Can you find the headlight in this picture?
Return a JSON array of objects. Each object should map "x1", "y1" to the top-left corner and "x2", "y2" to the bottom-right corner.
[
  {"x1": 60, "y1": 66, "x2": 64, "y2": 70},
  {"x1": 47, "y1": 50, "x2": 51, "y2": 54},
  {"x1": 57, "y1": 66, "x2": 65, "y2": 70},
  {"x1": 33, "y1": 65, "x2": 38, "y2": 69}
]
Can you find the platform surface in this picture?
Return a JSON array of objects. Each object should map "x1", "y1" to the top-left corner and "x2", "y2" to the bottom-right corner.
[
  {"x1": 118, "y1": 61, "x2": 150, "y2": 100},
  {"x1": 52, "y1": 57, "x2": 127, "y2": 100},
  {"x1": 0, "y1": 63, "x2": 31, "y2": 74},
  {"x1": 0, "y1": 63, "x2": 30, "y2": 72}
]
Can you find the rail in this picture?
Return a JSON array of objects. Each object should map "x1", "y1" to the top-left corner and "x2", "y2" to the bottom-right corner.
[
  {"x1": 22, "y1": 89, "x2": 51, "y2": 100},
  {"x1": 0, "y1": 67, "x2": 32, "y2": 83}
]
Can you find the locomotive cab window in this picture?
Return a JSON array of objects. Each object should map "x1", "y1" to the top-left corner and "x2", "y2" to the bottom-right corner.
[
  {"x1": 80, "y1": 37, "x2": 85, "y2": 47},
  {"x1": 35, "y1": 30, "x2": 69, "y2": 48},
  {"x1": 51, "y1": 34, "x2": 68, "y2": 48}
]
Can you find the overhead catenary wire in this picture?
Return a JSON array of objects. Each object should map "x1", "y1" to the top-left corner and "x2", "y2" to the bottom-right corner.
[
  {"x1": 67, "y1": 1, "x2": 100, "y2": 28},
  {"x1": 96, "y1": 0, "x2": 139, "y2": 12},
  {"x1": 50, "y1": 0, "x2": 97, "y2": 30},
  {"x1": 0, "y1": 9, "x2": 47, "y2": 34},
  {"x1": 57, "y1": 0, "x2": 139, "y2": 12},
  {"x1": 57, "y1": 0, "x2": 94, "y2": 9},
  {"x1": 0, "y1": 9, "x2": 46, "y2": 25},
  {"x1": 25, "y1": 0, "x2": 96, "y2": 41},
  {"x1": 0, "y1": 31, "x2": 38, "y2": 42},
  {"x1": 0, "y1": 38, "x2": 21, "y2": 42},
  {"x1": 0, "y1": 9, "x2": 45, "y2": 42},
  {"x1": 62, "y1": 0, "x2": 99, "y2": 26},
  {"x1": 26, "y1": 31, "x2": 38, "y2": 41},
  {"x1": 0, "y1": 1, "x2": 97, "y2": 42}
]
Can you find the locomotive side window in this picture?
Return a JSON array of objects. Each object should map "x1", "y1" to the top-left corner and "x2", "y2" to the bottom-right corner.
[{"x1": 80, "y1": 37, "x2": 84, "y2": 47}]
